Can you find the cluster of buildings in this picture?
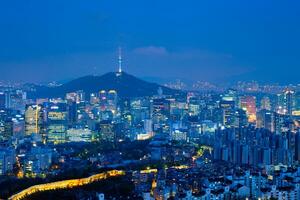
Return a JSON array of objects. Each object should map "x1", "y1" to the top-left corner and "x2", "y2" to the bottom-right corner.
[
  {"x1": 1, "y1": 72, "x2": 300, "y2": 199},
  {"x1": 134, "y1": 164, "x2": 300, "y2": 200},
  {"x1": 213, "y1": 127, "x2": 300, "y2": 167}
]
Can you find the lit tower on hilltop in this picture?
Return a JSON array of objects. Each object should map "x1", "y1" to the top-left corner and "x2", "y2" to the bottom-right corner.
[{"x1": 117, "y1": 47, "x2": 122, "y2": 75}]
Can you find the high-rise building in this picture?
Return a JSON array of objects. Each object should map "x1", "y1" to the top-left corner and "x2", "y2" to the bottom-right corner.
[
  {"x1": 90, "y1": 93, "x2": 99, "y2": 105},
  {"x1": 241, "y1": 145, "x2": 249, "y2": 164},
  {"x1": 144, "y1": 119, "x2": 153, "y2": 134},
  {"x1": 239, "y1": 96, "x2": 256, "y2": 123},
  {"x1": 0, "y1": 147, "x2": 15, "y2": 175},
  {"x1": 107, "y1": 90, "x2": 118, "y2": 114},
  {"x1": 130, "y1": 98, "x2": 150, "y2": 125},
  {"x1": 171, "y1": 129, "x2": 188, "y2": 141},
  {"x1": 256, "y1": 109, "x2": 275, "y2": 132},
  {"x1": 222, "y1": 89, "x2": 238, "y2": 108},
  {"x1": 285, "y1": 89, "x2": 294, "y2": 116},
  {"x1": 234, "y1": 109, "x2": 248, "y2": 128},
  {"x1": 1, "y1": 114, "x2": 24, "y2": 141},
  {"x1": 262, "y1": 148, "x2": 271, "y2": 165},
  {"x1": 292, "y1": 92, "x2": 300, "y2": 116},
  {"x1": 151, "y1": 98, "x2": 170, "y2": 129},
  {"x1": 9, "y1": 90, "x2": 26, "y2": 113},
  {"x1": 277, "y1": 89, "x2": 295, "y2": 116},
  {"x1": 66, "y1": 92, "x2": 77, "y2": 102},
  {"x1": 67, "y1": 128, "x2": 92, "y2": 142},
  {"x1": 3, "y1": 119, "x2": 13, "y2": 141},
  {"x1": 99, "y1": 90, "x2": 107, "y2": 111},
  {"x1": 295, "y1": 132, "x2": 300, "y2": 161},
  {"x1": 66, "y1": 90, "x2": 85, "y2": 104},
  {"x1": 47, "y1": 102, "x2": 68, "y2": 144},
  {"x1": 12, "y1": 115, "x2": 25, "y2": 138},
  {"x1": 4, "y1": 92, "x2": 11, "y2": 109},
  {"x1": 76, "y1": 90, "x2": 85, "y2": 103},
  {"x1": 274, "y1": 113, "x2": 285, "y2": 134},
  {"x1": 260, "y1": 96, "x2": 271, "y2": 111},
  {"x1": 136, "y1": 125, "x2": 154, "y2": 140},
  {"x1": 67, "y1": 101, "x2": 77, "y2": 125},
  {"x1": 0, "y1": 92, "x2": 6, "y2": 110},
  {"x1": 23, "y1": 147, "x2": 52, "y2": 177},
  {"x1": 25, "y1": 104, "x2": 44, "y2": 136},
  {"x1": 188, "y1": 97, "x2": 200, "y2": 116},
  {"x1": 99, "y1": 120, "x2": 115, "y2": 143},
  {"x1": 219, "y1": 100, "x2": 235, "y2": 127}
]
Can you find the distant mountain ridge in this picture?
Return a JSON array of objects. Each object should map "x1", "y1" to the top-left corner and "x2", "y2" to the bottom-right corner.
[{"x1": 28, "y1": 72, "x2": 182, "y2": 99}]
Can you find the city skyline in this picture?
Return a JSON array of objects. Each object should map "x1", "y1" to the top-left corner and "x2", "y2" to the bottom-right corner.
[{"x1": 2, "y1": 1, "x2": 300, "y2": 200}]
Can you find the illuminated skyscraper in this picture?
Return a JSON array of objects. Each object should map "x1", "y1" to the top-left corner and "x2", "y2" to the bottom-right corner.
[
  {"x1": 256, "y1": 109, "x2": 275, "y2": 132},
  {"x1": 260, "y1": 96, "x2": 271, "y2": 111},
  {"x1": 107, "y1": 90, "x2": 118, "y2": 113},
  {"x1": 8, "y1": 90, "x2": 26, "y2": 113},
  {"x1": 97, "y1": 90, "x2": 118, "y2": 118},
  {"x1": 12, "y1": 115, "x2": 25, "y2": 138},
  {"x1": 99, "y1": 90, "x2": 107, "y2": 111},
  {"x1": 234, "y1": 109, "x2": 248, "y2": 128},
  {"x1": 293, "y1": 92, "x2": 300, "y2": 116},
  {"x1": 219, "y1": 99, "x2": 235, "y2": 127},
  {"x1": 3, "y1": 119, "x2": 13, "y2": 141},
  {"x1": 188, "y1": 96, "x2": 200, "y2": 116},
  {"x1": 66, "y1": 92, "x2": 77, "y2": 102},
  {"x1": 66, "y1": 90, "x2": 85, "y2": 104},
  {"x1": 67, "y1": 128, "x2": 92, "y2": 142},
  {"x1": 90, "y1": 93, "x2": 99, "y2": 105},
  {"x1": 99, "y1": 120, "x2": 115, "y2": 142},
  {"x1": 47, "y1": 103, "x2": 68, "y2": 144},
  {"x1": 151, "y1": 98, "x2": 170, "y2": 129},
  {"x1": 25, "y1": 104, "x2": 44, "y2": 136},
  {"x1": 239, "y1": 96, "x2": 256, "y2": 123},
  {"x1": 76, "y1": 90, "x2": 85, "y2": 103},
  {"x1": 130, "y1": 98, "x2": 150, "y2": 125},
  {"x1": 277, "y1": 89, "x2": 295, "y2": 116},
  {"x1": 285, "y1": 89, "x2": 294, "y2": 116},
  {"x1": 1, "y1": 114, "x2": 24, "y2": 140},
  {"x1": 222, "y1": 89, "x2": 238, "y2": 108}
]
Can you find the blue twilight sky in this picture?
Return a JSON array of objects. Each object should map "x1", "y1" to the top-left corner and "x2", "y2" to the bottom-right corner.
[{"x1": 0, "y1": 0, "x2": 300, "y2": 84}]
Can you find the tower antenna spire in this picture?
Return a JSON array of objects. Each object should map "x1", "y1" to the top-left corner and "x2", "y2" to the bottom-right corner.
[{"x1": 118, "y1": 47, "x2": 122, "y2": 73}]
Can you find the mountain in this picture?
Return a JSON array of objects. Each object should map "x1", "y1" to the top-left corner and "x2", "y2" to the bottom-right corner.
[{"x1": 28, "y1": 72, "x2": 182, "y2": 99}]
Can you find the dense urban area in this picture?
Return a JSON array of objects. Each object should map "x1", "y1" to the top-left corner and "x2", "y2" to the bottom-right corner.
[{"x1": 1, "y1": 70, "x2": 300, "y2": 200}]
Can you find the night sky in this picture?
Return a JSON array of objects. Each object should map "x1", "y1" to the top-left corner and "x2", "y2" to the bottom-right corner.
[{"x1": 0, "y1": 0, "x2": 300, "y2": 84}]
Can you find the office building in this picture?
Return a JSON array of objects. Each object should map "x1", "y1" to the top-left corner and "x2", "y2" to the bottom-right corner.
[
  {"x1": 25, "y1": 104, "x2": 44, "y2": 136},
  {"x1": 47, "y1": 102, "x2": 68, "y2": 144}
]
